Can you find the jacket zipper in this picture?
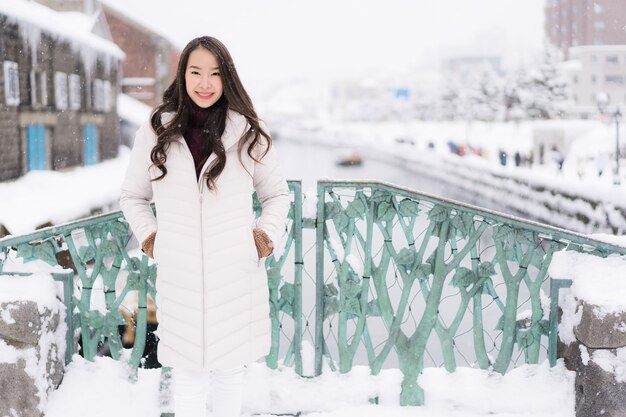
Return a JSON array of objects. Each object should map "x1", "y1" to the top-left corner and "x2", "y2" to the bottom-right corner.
[{"x1": 179, "y1": 138, "x2": 210, "y2": 367}]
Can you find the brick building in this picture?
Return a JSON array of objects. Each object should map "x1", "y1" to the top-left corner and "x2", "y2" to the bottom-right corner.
[
  {"x1": 101, "y1": 2, "x2": 180, "y2": 107},
  {"x1": 0, "y1": 0, "x2": 124, "y2": 182},
  {"x1": 545, "y1": 0, "x2": 626, "y2": 57}
]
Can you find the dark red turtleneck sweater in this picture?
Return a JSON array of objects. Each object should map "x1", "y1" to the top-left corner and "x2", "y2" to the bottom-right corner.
[{"x1": 184, "y1": 105, "x2": 211, "y2": 180}]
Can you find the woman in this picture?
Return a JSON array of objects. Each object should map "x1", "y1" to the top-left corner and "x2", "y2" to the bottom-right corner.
[{"x1": 120, "y1": 36, "x2": 290, "y2": 417}]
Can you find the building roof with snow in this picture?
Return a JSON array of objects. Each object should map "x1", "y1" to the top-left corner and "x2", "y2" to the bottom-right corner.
[{"x1": 0, "y1": 0, "x2": 124, "y2": 60}]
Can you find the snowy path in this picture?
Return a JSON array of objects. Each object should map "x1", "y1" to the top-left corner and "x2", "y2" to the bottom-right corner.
[{"x1": 45, "y1": 355, "x2": 574, "y2": 417}]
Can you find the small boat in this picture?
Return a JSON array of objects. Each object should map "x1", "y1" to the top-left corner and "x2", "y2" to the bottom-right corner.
[{"x1": 336, "y1": 150, "x2": 363, "y2": 167}]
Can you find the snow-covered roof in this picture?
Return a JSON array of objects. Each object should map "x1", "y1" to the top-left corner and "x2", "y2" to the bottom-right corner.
[
  {"x1": 0, "y1": 0, "x2": 125, "y2": 60},
  {"x1": 569, "y1": 44, "x2": 626, "y2": 54},
  {"x1": 117, "y1": 93, "x2": 153, "y2": 127},
  {"x1": 99, "y1": 0, "x2": 181, "y2": 49}
]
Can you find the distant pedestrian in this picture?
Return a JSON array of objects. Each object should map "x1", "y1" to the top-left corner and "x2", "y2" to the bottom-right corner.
[
  {"x1": 596, "y1": 153, "x2": 608, "y2": 177},
  {"x1": 120, "y1": 36, "x2": 290, "y2": 417},
  {"x1": 514, "y1": 152, "x2": 521, "y2": 167},
  {"x1": 499, "y1": 150, "x2": 508, "y2": 166}
]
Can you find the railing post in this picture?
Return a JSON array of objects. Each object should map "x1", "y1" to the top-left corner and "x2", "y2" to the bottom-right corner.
[
  {"x1": 549, "y1": 278, "x2": 572, "y2": 367},
  {"x1": 314, "y1": 183, "x2": 326, "y2": 376},
  {"x1": 293, "y1": 183, "x2": 304, "y2": 375},
  {"x1": 51, "y1": 271, "x2": 75, "y2": 365}
]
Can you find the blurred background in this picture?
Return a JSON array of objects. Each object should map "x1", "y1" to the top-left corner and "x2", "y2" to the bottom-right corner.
[{"x1": 1, "y1": 0, "x2": 626, "y2": 236}]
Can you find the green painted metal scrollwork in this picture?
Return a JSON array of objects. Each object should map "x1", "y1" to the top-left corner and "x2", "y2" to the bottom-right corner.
[{"x1": 314, "y1": 180, "x2": 626, "y2": 406}]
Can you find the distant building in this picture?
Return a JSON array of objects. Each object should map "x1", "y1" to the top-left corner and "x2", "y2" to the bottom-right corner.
[
  {"x1": 101, "y1": 2, "x2": 180, "y2": 107},
  {"x1": 545, "y1": 0, "x2": 626, "y2": 58},
  {"x1": 563, "y1": 45, "x2": 626, "y2": 116},
  {"x1": 0, "y1": 0, "x2": 124, "y2": 182},
  {"x1": 444, "y1": 56, "x2": 503, "y2": 79}
]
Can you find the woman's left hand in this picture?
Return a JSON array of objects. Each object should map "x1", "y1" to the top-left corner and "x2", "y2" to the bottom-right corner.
[{"x1": 253, "y1": 227, "x2": 273, "y2": 259}]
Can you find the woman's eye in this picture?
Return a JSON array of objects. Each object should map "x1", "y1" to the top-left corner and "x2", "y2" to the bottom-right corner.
[{"x1": 211, "y1": 72, "x2": 221, "y2": 77}]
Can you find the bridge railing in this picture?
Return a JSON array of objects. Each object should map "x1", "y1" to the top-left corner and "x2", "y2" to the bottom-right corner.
[{"x1": 1, "y1": 179, "x2": 625, "y2": 406}]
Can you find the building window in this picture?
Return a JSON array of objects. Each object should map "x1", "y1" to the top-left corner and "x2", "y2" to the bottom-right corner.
[
  {"x1": 92, "y1": 79, "x2": 104, "y2": 111},
  {"x1": 595, "y1": 21, "x2": 605, "y2": 30},
  {"x1": 606, "y1": 55, "x2": 619, "y2": 64},
  {"x1": 605, "y1": 75, "x2": 624, "y2": 84},
  {"x1": 594, "y1": 3, "x2": 605, "y2": 13},
  {"x1": 54, "y1": 72, "x2": 68, "y2": 110},
  {"x1": 30, "y1": 70, "x2": 48, "y2": 106},
  {"x1": 69, "y1": 74, "x2": 81, "y2": 110},
  {"x1": 103, "y1": 80, "x2": 111, "y2": 112},
  {"x1": 3, "y1": 61, "x2": 20, "y2": 106}
]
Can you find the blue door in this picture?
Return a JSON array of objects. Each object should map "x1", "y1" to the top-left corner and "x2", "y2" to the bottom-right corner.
[
  {"x1": 83, "y1": 124, "x2": 98, "y2": 166},
  {"x1": 26, "y1": 124, "x2": 46, "y2": 171}
]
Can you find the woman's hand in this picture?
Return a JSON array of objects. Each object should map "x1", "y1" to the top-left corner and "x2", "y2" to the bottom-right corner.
[
  {"x1": 253, "y1": 227, "x2": 273, "y2": 259},
  {"x1": 141, "y1": 231, "x2": 156, "y2": 259}
]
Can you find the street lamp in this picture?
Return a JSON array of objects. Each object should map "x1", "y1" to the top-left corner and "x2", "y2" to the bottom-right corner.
[
  {"x1": 596, "y1": 92, "x2": 622, "y2": 186},
  {"x1": 614, "y1": 107, "x2": 622, "y2": 185}
]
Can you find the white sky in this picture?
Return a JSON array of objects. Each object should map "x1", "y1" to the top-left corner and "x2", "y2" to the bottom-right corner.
[{"x1": 101, "y1": 0, "x2": 546, "y2": 88}]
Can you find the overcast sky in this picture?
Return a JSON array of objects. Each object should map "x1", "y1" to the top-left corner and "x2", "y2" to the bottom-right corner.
[{"x1": 101, "y1": 0, "x2": 546, "y2": 88}]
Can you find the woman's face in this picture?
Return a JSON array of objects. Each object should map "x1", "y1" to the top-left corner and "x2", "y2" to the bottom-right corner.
[{"x1": 185, "y1": 47, "x2": 224, "y2": 108}]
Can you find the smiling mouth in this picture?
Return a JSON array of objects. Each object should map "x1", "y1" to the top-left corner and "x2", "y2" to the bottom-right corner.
[{"x1": 196, "y1": 92, "x2": 213, "y2": 99}]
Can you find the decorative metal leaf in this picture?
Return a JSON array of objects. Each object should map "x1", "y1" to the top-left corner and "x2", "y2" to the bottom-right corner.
[
  {"x1": 396, "y1": 248, "x2": 416, "y2": 267},
  {"x1": 324, "y1": 201, "x2": 342, "y2": 220},
  {"x1": 538, "y1": 319, "x2": 550, "y2": 336},
  {"x1": 33, "y1": 241, "x2": 57, "y2": 265},
  {"x1": 126, "y1": 272, "x2": 141, "y2": 291},
  {"x1": 398, "y1": 199, "x2": 420, "y2": 217},
  {"x1": 346, "y1": 196, "x2": 367, "y2": 219},
  {"x1": 367, "y1": 299, "x2": 382, "y2": 316},
  {"x1": 287, "y1": 205, "x2": 295, "y2": 220},
  {"x1": 79, "y1": 246, "x2": 96, "y2": 264},
  {"x1": 477, "y1": 262, "x2": 496, "y2": 278},
  {"x1": 340, "y1": 298, "x2": 361, "y2": 315},
  {"x1": 333, "y1": 212, "x2": 350, "y2": 233},
  {"x1": 16, "y1": 243, "x2": 34, "y2": 260},
  {"x1": 101, "y1": 240, "x2": 119, "y2": 257},
  {"x1": 369, "y1": 189, "x2": 392, "y2": 203},
  {"x1": 343, "y1": 279, "x2": 361, "y2": 299},
  {"x1": 414, "y1": 263, "x2": 432, "y2": 281},
  {"x1": 376, "y1": 201, "x2": 396, "y2": 222},
  {"x1": 515, "y1": 328, "x2": 535, "y2": 348},
  {"x1": 428, "y1": 205, "x2": 449, "y2": 223},
  {"x1": 451, "y1": 267, "x2": 477, "y2": 288},
  {"x1": 325, "y1": 283, "x2": 339, "y2": 297},
  {"x1": 451, "y1": 213, "x2": 474, "y2": 238},
  {"x1": 324, "y1": 297, "x2": 338, "y2": 319},
  {"x1": 267, "y1": 267, "x2": 282, "y2": 289},
  {"x1": 85, "y1": 310, "x2": 104, "y2": 331},
  {"x1": 279, "y1": 283, "x2": 295, "y2": 305},
  {"x1": 110, "y1": 221, "x2": 129, "y2": 239}
]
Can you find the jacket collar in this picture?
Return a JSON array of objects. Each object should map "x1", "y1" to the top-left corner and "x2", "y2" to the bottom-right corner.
[{"x1": 161, "y1": 109, "x2": 249, "y2": 189}]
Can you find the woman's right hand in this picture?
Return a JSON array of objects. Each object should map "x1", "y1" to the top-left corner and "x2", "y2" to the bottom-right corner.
[{"x1": 141, "y1": 231, "x2": 157, "y2": 259}]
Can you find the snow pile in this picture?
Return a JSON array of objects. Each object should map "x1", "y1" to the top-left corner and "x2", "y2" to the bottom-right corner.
[
  {"x1": 118, "y1": 93, "x2": 153, "y2": 127},
  {"x1": 591, "y1": 348, "x2": 626, "y2": 383},
  {"x1": 550, "y1": 251, "x2": 626, "y2": 315},
  {"x1": 0, "y1": 273, "x2": 67, "y2": 413},
  {"x1": 44, "y1": 355, "x2": 574, "y2": 417},
  {"x1": 0, "y1": 148, "x2": 130, "y2": 236}
]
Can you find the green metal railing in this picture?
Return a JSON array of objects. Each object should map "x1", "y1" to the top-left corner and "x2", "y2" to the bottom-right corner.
[{"x1": 1, "y1": 179, "x2": 625, "y2": 408}]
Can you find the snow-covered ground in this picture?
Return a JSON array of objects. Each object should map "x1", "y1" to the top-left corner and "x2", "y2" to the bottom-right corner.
[
  {"x1": 45, "y1": 354, "x2": 575, "y2": 417},
  {"x1": 0, "y1": 148, "x2": 129, "y2": 236}
]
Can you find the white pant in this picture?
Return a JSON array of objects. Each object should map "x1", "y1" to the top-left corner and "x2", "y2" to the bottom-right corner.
[{"x1": 173, "y1": 366, "x2": 244, "y2": 417}]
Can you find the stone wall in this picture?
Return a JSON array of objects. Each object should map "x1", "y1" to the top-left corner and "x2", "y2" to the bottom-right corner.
[
  {"x1": 0, "y1": 276, "x2": 67, "y2": 417},
  {"x1": 558, "y1": 301, "x2": 626, "y2": 417}
]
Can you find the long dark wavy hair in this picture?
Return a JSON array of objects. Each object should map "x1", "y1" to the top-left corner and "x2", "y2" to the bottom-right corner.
[{"x1": 149, "y1": 36, "x2": 271, "y2": 190}]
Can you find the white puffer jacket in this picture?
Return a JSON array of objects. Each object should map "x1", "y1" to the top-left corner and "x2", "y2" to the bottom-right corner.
[{"x1": 119, "y1": 110, "x2": 290, "y2": 370}]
